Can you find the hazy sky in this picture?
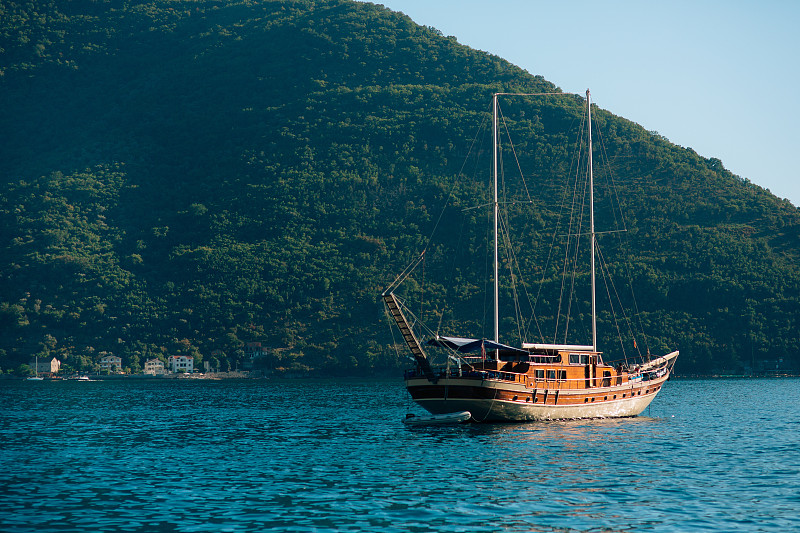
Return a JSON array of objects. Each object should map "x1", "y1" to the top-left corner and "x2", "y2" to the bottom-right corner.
[{"x1": 373, "y1": 0, "x2": 800, "y2": 207}]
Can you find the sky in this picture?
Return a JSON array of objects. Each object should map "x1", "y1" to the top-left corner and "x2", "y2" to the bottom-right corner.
[{"x1": 374, "y1": 0, "x2": 800, "y2": 207}]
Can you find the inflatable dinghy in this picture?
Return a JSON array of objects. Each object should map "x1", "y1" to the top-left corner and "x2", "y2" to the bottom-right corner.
[{"x1": 402, "y1": 411, "x2": 471, "y2": 425}]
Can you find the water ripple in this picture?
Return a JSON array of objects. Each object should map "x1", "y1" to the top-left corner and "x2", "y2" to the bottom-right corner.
[{"x1": 1, "y1": 378, "x2": 799, "y2": 532}]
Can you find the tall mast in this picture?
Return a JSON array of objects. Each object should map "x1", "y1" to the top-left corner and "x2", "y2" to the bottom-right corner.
[
  {"x1": 492, "y1": 93, "x2": 500, "y2": 353},
  {"x1": 587, "y1": 89, "x2": 597, "y2": 352}
]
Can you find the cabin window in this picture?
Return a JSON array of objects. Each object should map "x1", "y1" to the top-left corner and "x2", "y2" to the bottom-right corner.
[
  {"x1": 535, "y1": 369, "x2": 544, "y2": 379},
  {"x1": 559, "y1": 370, "x2": 567, "y2": 381},
  {"x1": 530, "y1": 354, "x2": 562, "y2": 364},
  {"x1": 569, "y1": 353, "x2": 589, "y2": 365},
  {"x1": 547, "y1": 370, "x2": 556, "y2": 380}
]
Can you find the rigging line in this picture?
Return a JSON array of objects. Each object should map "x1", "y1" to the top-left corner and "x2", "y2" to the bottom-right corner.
[
  {"x1": 527, "y1": 110, "x2": 587, "y2": 344},
  {"x1": 494, "y1": 101, "x2": 545, "y2": 336},
  {"x1": 558, "y1": 118, "x2": 589, "y2": 344},
  {"x1": 596, "y1": 125, "x2": 651, "y2": 356},
  {"x1": 498, "y1": 102, "x2": 534, "y2": 202},
  {"x1": 500, "y1": 206, "x2": 539, "y2": 346},
  {"x1": 495, "y1": 115, "x2": 539, "y2": 346},
  {"x1": 560, "y1": 229, "x2": 628, "y2": 237},
  {"x1": 608, "y1": 228, "x2": 651, "y2": 357},
  {"x1": 596, "y1": 244, "x2": 633, "y2": 365},
  {"x1": 563, "y1": 157, "x2": 591, "y2": 344},
  {"x1": 419, "y1": 252, "x2": 425, "y2": 332},
  {"x1": 396, "y1": 296, "x2": 474, "y2": 370},
  {"x1": 393, "y1": 294, "x2": 436, "y2": 340},
  {"x1": 553, "y1": 109, "x2": 589, "y2": 343},
  {"x1": 596, "y1": 246, "x2": 626, "y2": 360},
  {"x1": 597, "y1": 243, "x2": 642, "y2": 364},
  {"x1": 481, "y1": 179, "x2": 493, "y2": 340},
  {"x1": 497, "y1": 209, "x2": 526, "y2": 345},
  {"x1": 413, "y1": 100, "x2": 492, "y2": 283},
  {"x1": 463, "y1": 200, "x2": 533, "y2": 211},
  {"x1": 428, "y1": 101, "x2": 493, "y2": 338},
  {"x1": 521, "y1": 99, "x2": 587, "y2": 344},
  {"x1": 595, "y1": 125, "x2": 629, "y2": 233},
  {"x1": 383, "y1": 250, "x2": 425, "y2": 295}
]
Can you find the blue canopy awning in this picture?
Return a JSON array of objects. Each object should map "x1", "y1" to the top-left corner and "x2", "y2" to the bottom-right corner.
[{"x1": 427, "y1": 336, "x2": 529, "y2": 356}]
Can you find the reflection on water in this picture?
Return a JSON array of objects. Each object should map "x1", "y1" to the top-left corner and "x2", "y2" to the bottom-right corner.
[{"x1": 1, "y1": 378, "x2": 799, "y2": 532}]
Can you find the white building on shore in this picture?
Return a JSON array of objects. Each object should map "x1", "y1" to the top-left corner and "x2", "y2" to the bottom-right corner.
[
  {"x1": 99, "y1": 355, "x2": 122, "y2": 373},
  {"x1": 167, "y1": 355, "x2": 193, "y2": 373},
  {"x1": 144, "y1": 358, "x2": 166, "y2": 375}
]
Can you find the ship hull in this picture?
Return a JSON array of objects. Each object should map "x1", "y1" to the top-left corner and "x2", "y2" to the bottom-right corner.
[{"x1": 406, "y1": 373, "x2": 669, "y2": 422}]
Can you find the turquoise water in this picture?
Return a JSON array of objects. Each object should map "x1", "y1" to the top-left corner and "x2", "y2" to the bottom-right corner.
[{"x1": 1, "y1": 378, "x2": 798, "y2": 532}]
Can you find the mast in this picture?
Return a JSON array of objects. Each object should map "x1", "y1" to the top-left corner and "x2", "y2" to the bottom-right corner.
[
  {"x1": 587, "y1": 89, "x2": 597, "y2": 352},
  {"x1": 492, "y1": 93, "x2": 500, "y2": 356}
]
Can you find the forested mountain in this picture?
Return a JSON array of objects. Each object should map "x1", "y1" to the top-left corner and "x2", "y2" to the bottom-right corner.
[{"x1": 1, "y1": 0, "x2": 799, "y2": 376}]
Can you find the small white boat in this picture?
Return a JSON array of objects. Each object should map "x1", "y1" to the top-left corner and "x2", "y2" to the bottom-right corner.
[
  {"x1": 402, "y1": 411, "x2": 472, "y2": 426},
  {"x1": 27, "y1": 356, "x2": 44, "y2": 380}
]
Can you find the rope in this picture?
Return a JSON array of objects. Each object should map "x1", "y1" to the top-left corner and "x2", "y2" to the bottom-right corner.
[
  {"x1": 382, "y1": 250, "x2": 425, "y2": 295},
  {"x1": 498, "y1": 102, "x2": 534, "y2": 202},
  {"x1": 595, "y1": 125, "x2": 651, "y2": 357},
  {"x1": 470, "y1": 383, "x2": 499, "y2": 423},
  {"x1": 393, "y1": 295, "x2": 473, "y2": 370},
  {"x1": 596, "y1": 244, "x2": 631, "y2": 366}
]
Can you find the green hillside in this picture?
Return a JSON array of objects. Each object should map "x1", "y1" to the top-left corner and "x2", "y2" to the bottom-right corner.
[{"x1": 1, "y1": 0, "x2": 799, "y2": 376}]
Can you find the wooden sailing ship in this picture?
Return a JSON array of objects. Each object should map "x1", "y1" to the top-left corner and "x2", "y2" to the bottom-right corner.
[{"x1": 383, "y1": 90, "x2": 678, "y2": 422}]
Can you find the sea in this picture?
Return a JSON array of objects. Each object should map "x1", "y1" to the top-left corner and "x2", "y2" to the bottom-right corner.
[{"x1": 1, "y1": 377, "x2": 798, "y2": 532}]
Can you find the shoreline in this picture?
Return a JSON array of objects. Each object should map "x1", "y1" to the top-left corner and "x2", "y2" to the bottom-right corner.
[{"x1": 4, "y1": 372, "x2": 800, "y2": 381}]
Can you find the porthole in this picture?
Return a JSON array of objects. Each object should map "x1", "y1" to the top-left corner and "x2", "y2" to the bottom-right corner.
[{"x1": 584, "y1": 398, "x2": 588, "y2": 403}]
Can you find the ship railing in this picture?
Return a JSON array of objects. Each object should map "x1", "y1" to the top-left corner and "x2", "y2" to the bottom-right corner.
[
  {"x1": 409, "y1": 369, "x2": 670, "y2": 394},
  {"x1": 404, "y1": 367, "x2": 505, "y2": 381},
  {"x1": 404, "y1": 368, "x2": 629, "y2": 390},
  {"x1": 404, "y1": 367, "x2": 666, "y2": 390}
]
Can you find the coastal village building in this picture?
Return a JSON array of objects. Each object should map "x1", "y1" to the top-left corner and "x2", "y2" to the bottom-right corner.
[
  {"x1": 144, "y1": 358, "x2": 166, "y2": 375},
  {"x1": 99, "y1": 355, "x2": 122, "y2": 373},
  {"x1": 168, "y1": 355, "x2": 193, "y2": 373},
  {"x1": 244, "y1": 342, "x2": 272, "y2": 369},
  {"x1": 30, "y1": 357, "x2": 61, "y2": 376},
  {"x1": 245, "y1": 342, "x2": 270, "y2": 360}
]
